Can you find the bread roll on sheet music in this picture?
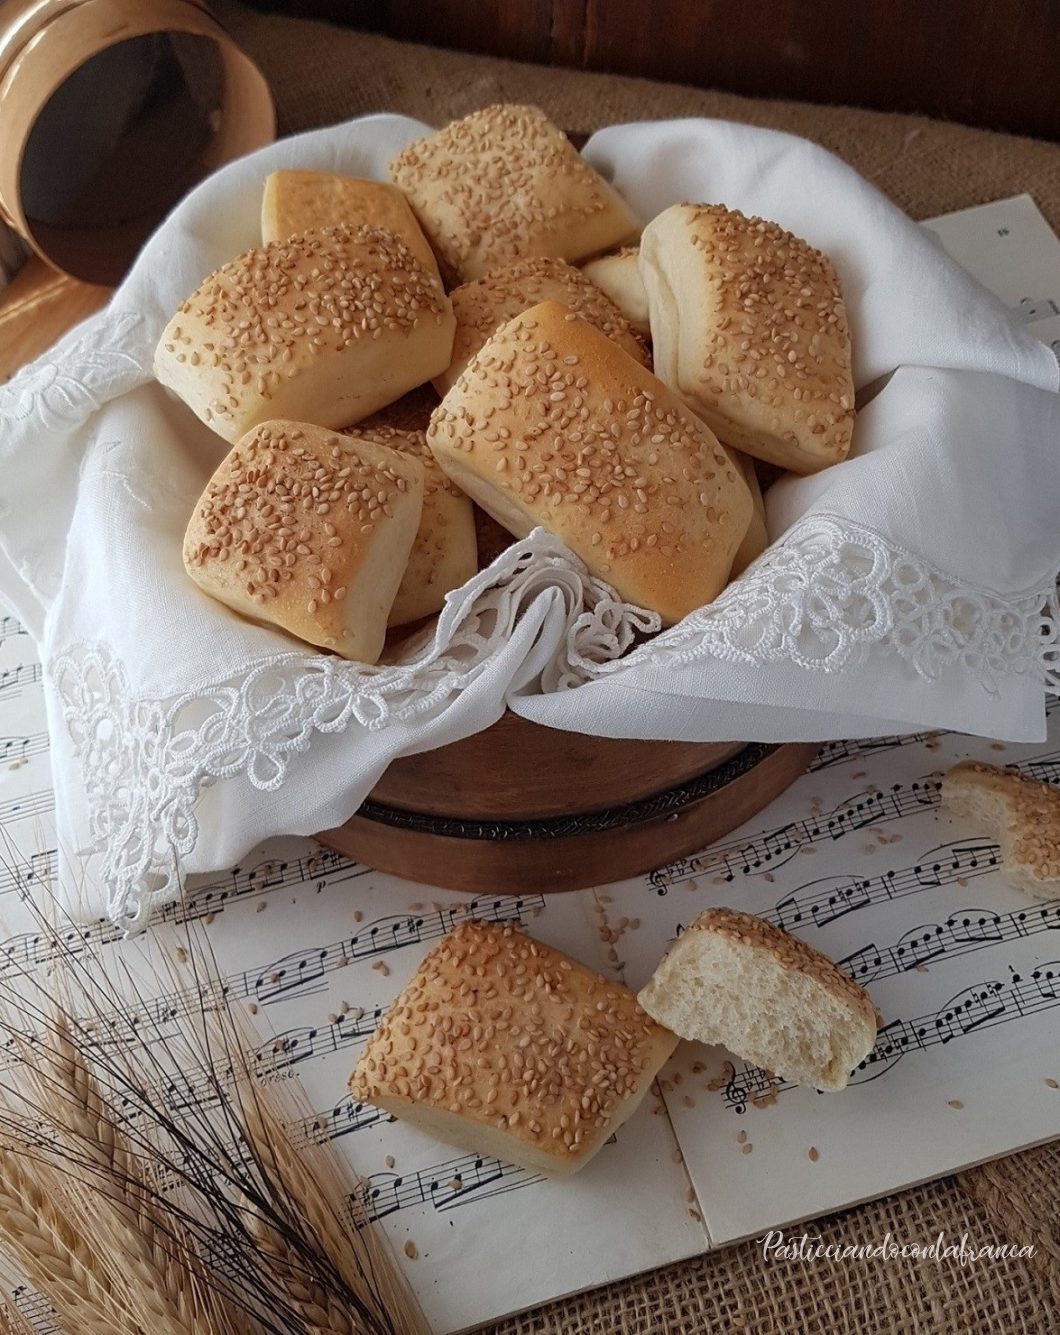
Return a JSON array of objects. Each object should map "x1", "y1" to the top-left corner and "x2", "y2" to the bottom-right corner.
[
  {"x1": 639, "y1": 203, "x2": 854, "y2": 474},
  {"x1": 341, "y1": 424, "x2": 477, "y2": 626},
  {"x1": 638, "y1": 908, "x2": 877, "y2": 1092},
  {"x1": 942, "y1": 761, "x2": 1060, "y2": 900},
  {"x1": 349, "y1": 922, "x2": 678, "y2": 1176},
  {"x1": 389, "y1": 104, "x2": 639, "y2": 283},
  {"x1": 155, "y1": 224, "x2": 455, "y2": 444},
  {"x1": 581, "y1": 246, "x2": 650, "y2": 336},
  {"x1": 427, "y1": 300, "x2": 753, "y2": 624},
  {"x1": 260, "y1": 170, "x2": 438, "y2": 275},
  {"x1": 729, "y1": 448, "x2": 768, "y2": 577},
  {"x1": 183, "y1": 420, "x2": 423, "y2": 663},
  {"x1": 436, "y1": 255, "x2": 648, "y2": 395}
]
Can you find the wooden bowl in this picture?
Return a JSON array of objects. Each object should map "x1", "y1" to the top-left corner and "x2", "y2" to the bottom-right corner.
[{"x1": 318, "y1": 713, "x2": 818, "y2": 894}]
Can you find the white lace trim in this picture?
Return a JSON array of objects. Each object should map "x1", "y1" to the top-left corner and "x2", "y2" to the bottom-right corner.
[
  {"x1": 50, "y1": 516, "x2": 1058, "y2": 931},
  {"x1": 50, "y1": 532, "x2": 658, "y2": 930},
  {"x1": 574, "y1": 514, "x2": 1060, "y2": 695}
]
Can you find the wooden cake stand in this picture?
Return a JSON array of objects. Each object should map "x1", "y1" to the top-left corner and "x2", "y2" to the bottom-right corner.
[{"x1": 318, "y1": 714, "x2": 818, "y2": 893}]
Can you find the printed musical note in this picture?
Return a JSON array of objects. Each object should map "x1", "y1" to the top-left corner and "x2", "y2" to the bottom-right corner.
[
  {"x1": 286, "y1": 1096, "x2": 395, "y2": 1149},
  {"x1": 838, "y1": 901, "x2": 1060, "y2": 983},
  {"x1": 644, "y1": 776, "x2": 945, "y2": 892},
  {"x1": 0, "y1": 731, "x2": 47, "y2": 767},
  {"x1": 0, "y1": 789, "x2": 54, "y2": 825},
  {"x1": 68, "y1": 893, "x2": 544, "y2": 1047},
  {"x1": 767, "y1": 840, "x2": 1002, "y2": 932},
  {"x1": 810, "y1": 732, "x2": 935, "y2": 771},
  {"x1": 721, "y1": 961, "x2": 1060, "y2": 1112},
  {"x1": 10, "y1": 1285, "x2": 61, "y2": 1335},
  {"x1": 0, "y1": 662, "x2": 43, "y2": 696},
  {"x1": 0, "y1": 615, "x2": 26, "y2": 646},
  {"x1": 350, "y1": 1151, "x2": 544, "y2": 1224}
]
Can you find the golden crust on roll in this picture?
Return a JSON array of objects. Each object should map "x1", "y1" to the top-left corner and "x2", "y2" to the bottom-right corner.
[
  {"x1": 427, "y1": 300, "x2": 753, "y2": 624},
  {"x1": 154, "y1": 224, "x2": 455, "y2": 444},
  {"x1": 640, "y1": 203, "x2": 854, "y2": 474},
  {"x1": 341, "y1": 424, "x2": 477, "y2": 627},
  {"x1": 349, "y1": 922, "x2": 677, "y2": 1177},
  {"x1": 260, "y1": 170, "x2": 438, "y2": 275},
  {"x1": 581, "y1": 246, "x2": 650, "y2": 336},
  {"x1": 437, "y1": 255, "x2": 648, "y2": 395},
  {"x1": 389, "y1": 104, "x2": 639, "y2": 283},
  {"x1": 183, "y1": 420, "x2": 423, "y2": 663}
]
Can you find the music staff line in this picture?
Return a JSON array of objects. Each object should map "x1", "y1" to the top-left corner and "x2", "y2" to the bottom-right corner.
[
  {"x1": 721, "y1": 961, "x2": 1060, "y2": 1113},
  {"x1": 0, "y1": 844, "x2": 371, "y2": 975},
  {"x1": 0, "y1": 731, "x2": 48, "y2": 767},
  {"x1": 838, "y1": 900, "x2": 1060, "y2": 984},
  {"x1": 0, "y1": 789, "x2": 53, "y2": 826},
  {"x1": 0, "y1": 615, "x2": 26, "y2": 644},
  {"x1": 350, "y1": 1150, "x2": 545, "y2": 1225},
  {"x1": 810, "y1": 732, "x2": 933, "y2": 771},
  {"x1": 0, "y1": 662, "x2": 42, "y2": 696},
  {"x1": 647, "y1": 748, "x2": 1060, "y2": 894},
  {"x1": 0, "y1": 894, "x2": 543, "y2": 1085},
  {"x1": 764, "y1": 838, "x2": 1002, "y2": 933}
]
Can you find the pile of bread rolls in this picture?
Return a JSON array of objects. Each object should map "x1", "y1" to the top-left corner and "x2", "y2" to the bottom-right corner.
[{"x1": 157, "y1": 103, "x2": 855, "y2": 664}]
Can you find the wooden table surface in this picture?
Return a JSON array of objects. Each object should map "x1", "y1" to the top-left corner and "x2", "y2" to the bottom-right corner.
[{"x1": 0, "y1": 258, "x2": 110, "y2": 382}]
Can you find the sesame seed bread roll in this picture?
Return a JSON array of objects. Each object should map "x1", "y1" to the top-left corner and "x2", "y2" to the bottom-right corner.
[
  {"x1": 389, "y1": 104, "x2": 639, "y2": 284},
  {"x1": 154, "y1": 223, "x2": 455, "y2": 445},
  {"x1": 260, "y1": 170, "x2": 439, "y2": 276},
  {"x1": 183, "y1": 420, "x2": 423, "y2": 663},
  {"x1": 427, "y1": 300, "x2": 754, "y2": 624},
  {"x1": 581, "y1": 247, "x2": 651, "y2": 337},
  {"x1": 942, "y1": 762, "x2": 1060, "y2": 900},
  {"x1": 640, "y1": 203, "x2": 855, "y2": 475},
  {"x1": 340, "y1": 425, "x2": 477, "y2": 627},
  {"x1": 350, "y1": 922, "x2": 677, "y2": 1177},
  {"x1": 638, "y1": 908, "x2": 878, "y2": 1093},
  {"x1": 728, "y1": 447, "x2": 768, "y2": 577},
  {"x1": 436, "y1": 256, "x2": 648, "y2": 396}
]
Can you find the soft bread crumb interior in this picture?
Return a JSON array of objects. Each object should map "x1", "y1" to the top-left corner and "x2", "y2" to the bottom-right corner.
[{"x1": 641, "y1": 933, "x2": 868, "y2": 1091}]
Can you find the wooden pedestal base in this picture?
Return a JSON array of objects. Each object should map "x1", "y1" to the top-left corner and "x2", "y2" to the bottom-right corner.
[{"x1": 318, "y1": 730, "x2": 819, "y2": 895}]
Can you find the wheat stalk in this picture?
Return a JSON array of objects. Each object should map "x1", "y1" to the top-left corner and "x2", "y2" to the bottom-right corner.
[
  {"x1": 0, "y1": 1147, "x2": 132, "y2": 1335},
  {"x1": 33, "y1": 1022, "x2": 242, "y2": 1335},
  {"x1": 238, "y1": 1096, "x2": 428, "y2": 1335}
]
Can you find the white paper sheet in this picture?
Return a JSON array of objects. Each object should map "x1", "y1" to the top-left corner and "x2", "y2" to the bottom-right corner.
[{"x1": 1, "y1": 194, "x2": 1058, "y2": 1331}]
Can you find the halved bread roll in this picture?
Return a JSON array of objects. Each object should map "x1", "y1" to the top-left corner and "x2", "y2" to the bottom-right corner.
[
  {"x1": 640, "y1": 203, "x2": 854, "y2": 475},
  {"x1": 260, "y1": 170, "x2": 438, "y2": 276},
  {"x1": 437, "y1": 255, "x2": 648, "y2": 395},
  {"x1": 942, "y1": 761, "x2": 1060, "y2": 899},
  {"x1": 427, "y1": 300, "x2": 753, "y2": 624},
  {"x1": 341, "y1": 424, "x2": 477, "y2": 627},
  {"x1": 350, "y1": 922, "x2": 677, "y2": 1177},
  {"x1": 638, "y1": 908, "x2": 877, "y2": 1092},
  {"x1": 389, "y1": 104, "x2": 639, "y2": 283},
  {"x1": 155, "y1": 224, "x2": 455, "y2": 444},
  {"x1": 581, "y1": 247, "x2": 650, "y2": 336},
  {"x1": 183, "y1": 420, "x2": 423, "y2": 663}
]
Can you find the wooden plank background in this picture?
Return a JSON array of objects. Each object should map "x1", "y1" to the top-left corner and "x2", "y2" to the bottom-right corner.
[{"x1": 246, "y1": 0, "x2": 1060, "y2": 143}]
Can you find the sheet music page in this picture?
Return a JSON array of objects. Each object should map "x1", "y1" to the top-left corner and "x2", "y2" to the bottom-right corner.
[
  {"x1": 922, "y1": 193, "x2": 1060, "y2": 361},
  {"x1": 0, "y1": 615, "x2": 702, "y2": 1333},
  {"x1": 0, "y1": 193, "x2": 1058, "y2": 1330},
  {"x1": 604, "y1": 714, "x2": 1060, "y2": 1246}
]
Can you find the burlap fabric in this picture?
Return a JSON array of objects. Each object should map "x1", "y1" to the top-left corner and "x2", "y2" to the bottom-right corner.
[{"x1": 218, "y1": 7, "x2": 1060, "y2": 1330}]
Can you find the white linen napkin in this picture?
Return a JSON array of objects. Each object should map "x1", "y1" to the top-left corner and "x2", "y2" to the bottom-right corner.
[{"x1": 1, "y1": 114, "x2": 1056, "y2": 928}]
